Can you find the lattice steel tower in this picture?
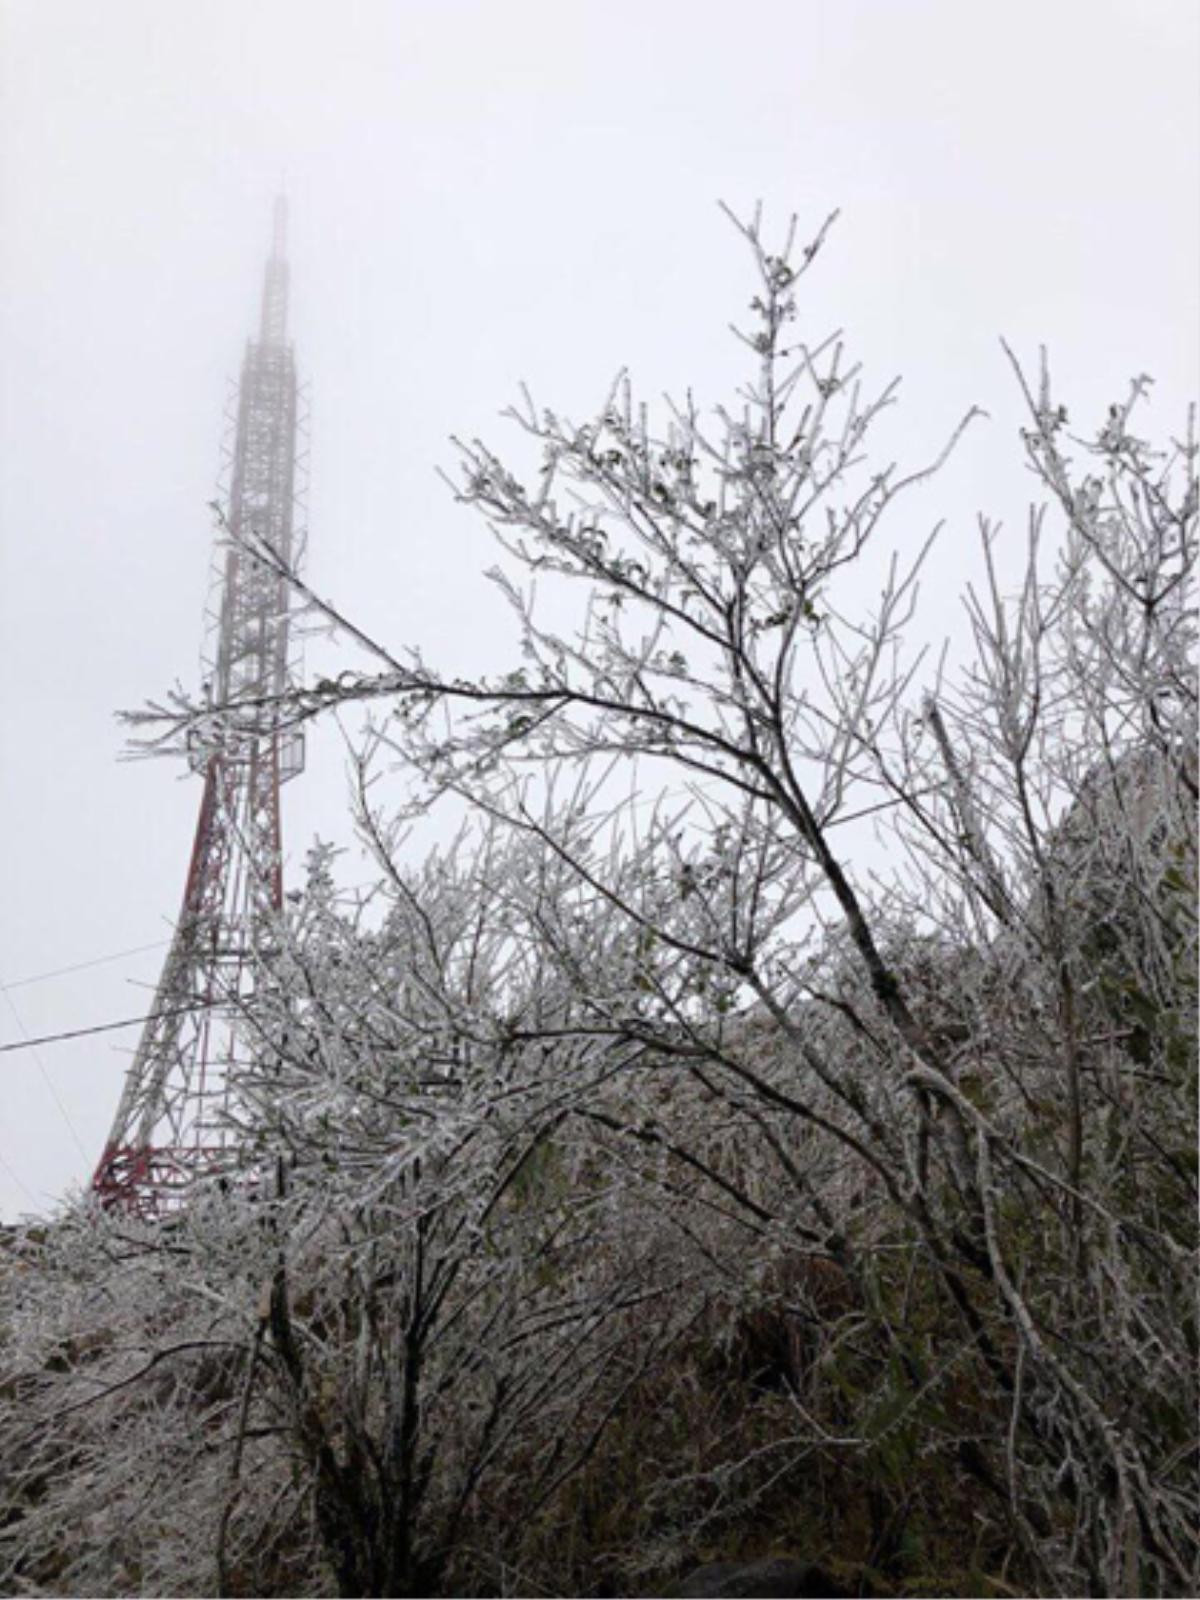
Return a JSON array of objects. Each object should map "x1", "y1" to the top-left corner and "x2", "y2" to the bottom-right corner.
[{"x1": 93, "y1": 198, "x2": 306, "y2": 1213}]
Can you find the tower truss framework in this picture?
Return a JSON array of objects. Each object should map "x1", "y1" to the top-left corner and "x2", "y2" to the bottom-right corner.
[{"x1": 92, "y1": 199, "x2": 305, "y2": 1215}]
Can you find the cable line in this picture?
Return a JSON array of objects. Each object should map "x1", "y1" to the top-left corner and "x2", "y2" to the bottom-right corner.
[
  {"x1": 0, "y1": 1145, "x2": 40, "y2": 1211},
  {"x1": 0, "y1": 1000, "x2": 224, "y2": 1056},
  {"x1": 0, "y1": 939, "x2": 171, "y2": 993},
  {"x1": 1, "y1": 989, "x2": 90, "y2": 1160}
]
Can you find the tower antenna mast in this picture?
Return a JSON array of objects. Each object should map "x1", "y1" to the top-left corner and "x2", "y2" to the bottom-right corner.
[{"x1": 93, "y1": 200, "x2": 306, "y2": 1214}]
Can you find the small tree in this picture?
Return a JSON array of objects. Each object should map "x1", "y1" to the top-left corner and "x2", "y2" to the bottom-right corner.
[{"x1": 228, "y1": 830, "x2": 710, "y2": 1597}]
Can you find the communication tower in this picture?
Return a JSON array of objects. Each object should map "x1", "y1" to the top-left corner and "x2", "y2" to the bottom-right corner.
[{"x1": 92, "y1": 199, "x2": 306, "y2": 1214}]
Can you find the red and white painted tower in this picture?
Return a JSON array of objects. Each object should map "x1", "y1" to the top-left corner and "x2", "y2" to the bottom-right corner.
[{"x1": 93, "y1": 199, "x2": 306, "y2": 1213}]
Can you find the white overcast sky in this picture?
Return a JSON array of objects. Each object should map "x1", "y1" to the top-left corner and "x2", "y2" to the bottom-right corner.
[{"x1": 1, "y1": 0, "x2": 1197, "y2": 1220}]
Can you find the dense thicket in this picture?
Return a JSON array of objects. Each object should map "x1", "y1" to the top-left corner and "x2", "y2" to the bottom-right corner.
[{"x1": 2, "y1": 211, "x2": 1195, "y2": 1598}]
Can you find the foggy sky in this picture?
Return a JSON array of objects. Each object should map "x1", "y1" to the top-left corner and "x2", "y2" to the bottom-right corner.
[{"x1": 1, "y1": 0, "x2": 1197, "y2": 1219}]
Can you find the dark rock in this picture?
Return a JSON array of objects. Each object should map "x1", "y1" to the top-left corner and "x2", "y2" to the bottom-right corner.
[{"x1": 663, "y1": 1555, "x2": 849, "y2": 1598}]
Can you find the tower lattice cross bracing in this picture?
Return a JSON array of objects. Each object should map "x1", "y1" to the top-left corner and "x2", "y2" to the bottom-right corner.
[{"x1": 92, "y1": 199, "x2": 306, "y2": 1215}]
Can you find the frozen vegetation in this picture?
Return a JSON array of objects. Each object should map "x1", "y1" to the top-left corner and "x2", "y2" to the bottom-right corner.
[{"x1": 1, "y1": 211, "x2": 1196, "y2": 1598}]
